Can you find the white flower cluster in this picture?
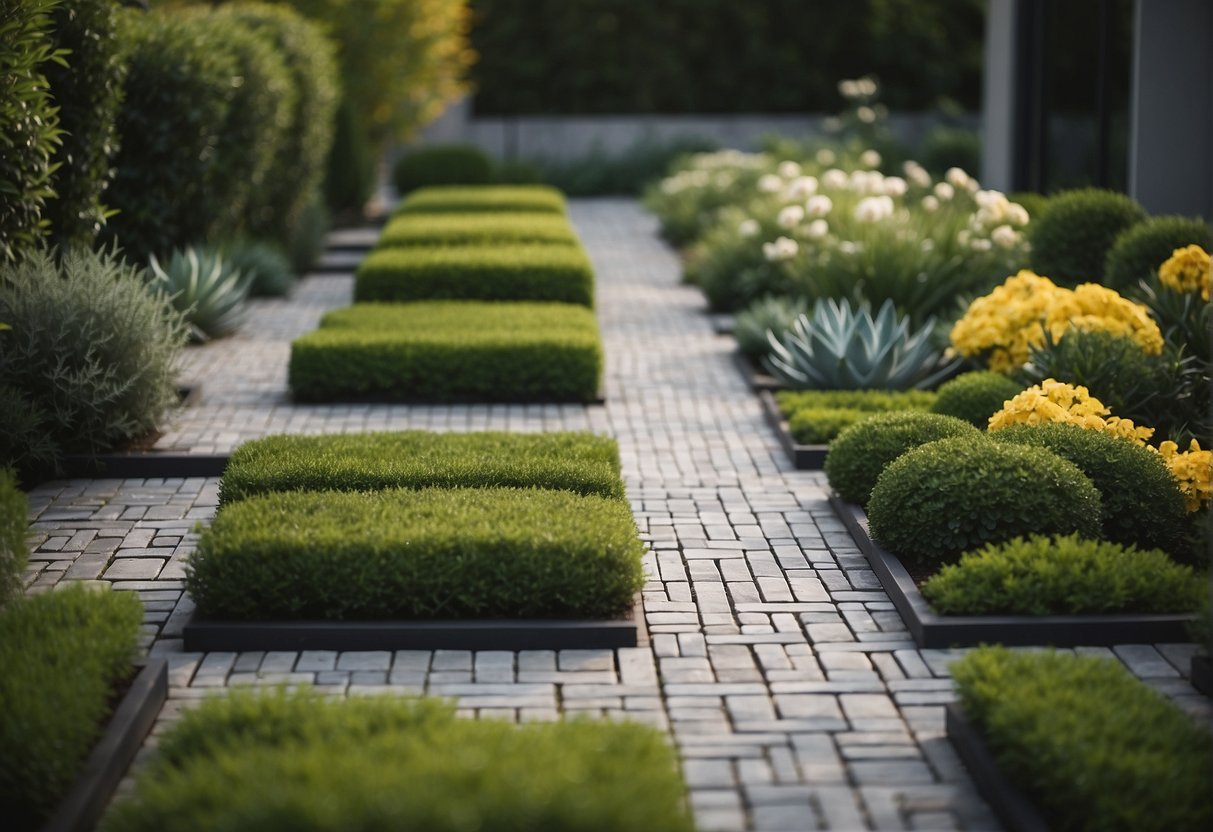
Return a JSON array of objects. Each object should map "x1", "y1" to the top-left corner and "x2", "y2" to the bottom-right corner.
[
  {"x1": 762, "y1": 236, "x2": 799, "y2": 262},
  {"x1": 838, "y1": 77, "x2": 878, "y2": 99},
  {"x1": 965, "y1": 189, "x2": 1031, "y2": 250}
]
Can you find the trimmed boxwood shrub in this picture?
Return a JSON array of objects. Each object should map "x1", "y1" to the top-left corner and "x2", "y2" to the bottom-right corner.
[
  {"x1": 952, "y1": 647, "x2": 1212, "y2": 831},
  {"x1": 0, "y1": 584, "x2": 143, "y2": 830},
  {"x1": 788, "y1": 408, "x2": 872, "y2": 445},
  {"x1": 377, "y1": 213, "x2": 579, "y2": 248},
  {"x1": 219, "y1": 431, "x2": 624, "y2": 505},
  {"x1": 395, "y1": 185, "x2": 567, "y2": 215},
  {"x1": 105, "y1": 688, "x2": 695, "y2": 832},
  {"x1": 775, "y1": 388, "x2": 937, "y2": 417},
  {"x1": 392, "y1": 144, "x2": 493, "y2": 193},
  {"x1": 188, "y1": 487, "x2": 645, "y2": 620},
  {"x1": 0, "y1": 468, "x2": 26, "y2": 604},
  {"x1": 867, "y1": 437, "x2": 1101, "y2": 567},
  {"x1": 1104, "y1": 215, "x2": 1213, "y2": 292},
  {"x1": 354, "y1": 245, "x2": 595, "y2": 307},
  {"x1": 289, "y1": 302, "x2": 602, "y2": 403},
  {"x1": 930, "y1": 371, "x2": 1023, "y2": 427},
  {"x1": 1028, "y1": 188, "x2": 1146, "y2": 286},
  {"x1": 824, "y1": 412, "x2": 980, "y2": 506},
  {"x1": 990, "y1": 423, "x2": 1189, "y2": 558},
  {"x1": 921, "y1": 534, "x2": 1205, "y2": 615}
]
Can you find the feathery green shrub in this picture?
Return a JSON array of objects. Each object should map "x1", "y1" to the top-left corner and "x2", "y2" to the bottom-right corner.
[{"x1": 930, "y1": 371, "x2": 1022, "y2": 427}]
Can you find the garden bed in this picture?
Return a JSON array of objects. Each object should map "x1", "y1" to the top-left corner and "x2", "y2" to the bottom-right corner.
[
  {"x1": 944, "y1": 703, "x2": 1048, "y2": 832},
  {"x1": 42, "y1": 660, "x2": 168, "y2": 832},
  {"x1": 758, "y1": 390, "x2": 826, "y2": 469},
  {"x1": 829, "y1": 495, "x2": 1196, "y2": 648}
]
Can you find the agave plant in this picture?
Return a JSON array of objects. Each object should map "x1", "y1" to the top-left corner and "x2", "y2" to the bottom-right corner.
[
  {"x1": 765, "y1": 297, "x2": 960, "y2": 390},
  {"x1": 147, "y1": 247, "x2": 251, "y2": 342}
]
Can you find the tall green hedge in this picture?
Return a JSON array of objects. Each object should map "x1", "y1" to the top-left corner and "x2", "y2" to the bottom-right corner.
[
  {"x1": 469, "y1": 0, "x2": 985, "y2": 115},
  {"x1": 43, "y1": 0, "x2": 126, "y2": 250},
  {"x1": 0, "y1": 0, "x2": 63, "y2": 263}
]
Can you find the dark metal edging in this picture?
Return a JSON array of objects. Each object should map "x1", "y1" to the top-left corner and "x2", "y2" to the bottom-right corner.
[
  {"x1": 757, "y1": 389, "x2": 827, "y2": 470},
  {"x1": 945, "y1": 703, "x2": 1050, "y2": 832}
]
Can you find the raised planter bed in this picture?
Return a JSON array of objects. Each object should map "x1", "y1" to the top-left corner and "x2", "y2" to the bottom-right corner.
[
  {"x1": 731, "y1": 349, "x2": 780, "y2": 392},
  {"x1": 1191, "y1": 653, "x2": 1213, "y2": 696},
  {"x1": 183, "y1": 596, "x2": 643, "y2": 652},
  {"x1": 829, "y1": 494, "x2": 1197, "y2": 648},
  {"x1": 945, "y1": 703, "x2": 1049, "y2": 832},
  {"x1": 758, "y1": 389, "x2": 826, "y2": 469},
  {"x1": 42, "y1": 659, "x2": 168, "y2": 832}
]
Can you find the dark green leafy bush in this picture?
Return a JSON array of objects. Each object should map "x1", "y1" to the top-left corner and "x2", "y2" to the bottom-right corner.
[
  {"x1": 0, "y1": 468, "x2": 26, "y2": 604},
  {"x1": 324, "y1": 94, "x2": 374, "y2": 214},
  {"x1": 286, "y1": 197, "x2": 330, "y2": 275},
  {"x1": 0, "y1": 584, "x2": 143, "y2": 831},
  {"x1": 1028, "y1": 188, "x2": 1146, "y2": 286},
  {"x1": 188, "y1": 487, "x2": 644, "y2": 620},
  {"x1": 0, "y1": 247, "x2": 187, "y2": 471},
  {"x1": 289, "y1": 302, "x2": 602, "y2": 402},
  {"x1": 867, "y1": 437, "x2": 1101, "y2": 566},
  {"x1": 990, "y1": 423, "x2": 1189, "y2": 558},
  {"x1": 223, "y1": 3, "x2": 338, "y2": 245},
  {"x1": 0, "y1": 386, "x2": 57, "y2": 483},
  {"x1": 377, "y1": 213, "x2": 579, "y2": 248},
  {"x1": 930, "y1": 371, "x2": 1022, "y2": 427},
  {"x1": 354, "y1": 245, "x2": 594, "y2": 306},
  {"x1": 103, "y1": 10, "x2": 238, "y2": 261},
  {"x1": 952, "y1": 647, "x2": 1212, "y2": 832},
  {"x1": 394, "y1": 185, "x2": 567, "y2": 215},
  {"x1": 43, "y1": 0, "x2": 126, "y2": 250},
  {"x1": 735, "y1": 295, "x2": 808, "y2": 360},
  {"x1": 775, "y1": 388, "x2": 937, "y2": 417},
  {"x1": 1104, "y1": 215, "x2": 1213, "y2": 292},
  {"x1": 922, "y1": 534, "x2": 1204, "y2": 615},
  {"x1": 392, "y1": 144, "x2": 493, "y2": 193},
  {"x1": 491, "y1": 159, "x2": 544, "y2": 185},
  {"x1": 824, "y1": 412, "x2": 979, "y2": 505},
  {"x1": 105, "y1": 688, "x2": 694, "y2": 832},
  {"x1": 222, "y1": 238, "x2": 295, "y2": 297},
  {"x1": 219, "y1": 431, "x2": 624, "y2": 505},
  {"x1": 0, "y1": 0, "x2": 62, "y2": 262}
]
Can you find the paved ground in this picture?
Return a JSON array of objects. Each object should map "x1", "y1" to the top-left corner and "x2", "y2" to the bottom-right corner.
[{"x1": 24, "y1": 200, "x2": 1208, "y2": 831}]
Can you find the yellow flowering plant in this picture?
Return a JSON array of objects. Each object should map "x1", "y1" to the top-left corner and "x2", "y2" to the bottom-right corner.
[
  {"x1": 950, "y1": 271, "x2": 1163, "y2": 372},
  {"x1": 987, "y1": 379, "x2": 1155, "y2": 445},
  {"x1": 1158, "y1": 244, "x2": 1212, "y2": 301},
  {"x1": 1158, "y1": 439, "x2": 1212, "y2": 512}
]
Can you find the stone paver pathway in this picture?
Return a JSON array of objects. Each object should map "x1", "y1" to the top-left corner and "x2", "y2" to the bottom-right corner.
[{"x1": 24, "y1": 200, "x2": 1208, "y2": 831}]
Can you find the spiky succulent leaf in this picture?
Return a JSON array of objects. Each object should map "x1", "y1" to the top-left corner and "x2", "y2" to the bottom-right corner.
[{"x1": 147, "y1": 247, "x2": 251, "y2": 342}]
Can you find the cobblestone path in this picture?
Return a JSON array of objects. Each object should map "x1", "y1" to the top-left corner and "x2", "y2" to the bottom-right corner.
[{"x1": 24, "y1": 200, "x2": 1208, "y2": 831}]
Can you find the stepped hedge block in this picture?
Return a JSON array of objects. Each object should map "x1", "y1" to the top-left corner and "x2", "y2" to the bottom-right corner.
[
  {"x1": 377, "y1": 213, "x2": 579, "y2": 248},
  {"x1": 395, "y1": 185, "x2": 567, "y2": 215}
]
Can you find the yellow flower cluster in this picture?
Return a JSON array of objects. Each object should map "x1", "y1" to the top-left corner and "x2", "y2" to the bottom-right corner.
[
  {"x1": 950, "y1": 271, "x2": 1164, "y2": 372},
  {"x1": 1158, "y1": 439, "x2": 1212, "y2": 512},
  {"x1": 987, "y1": 379, "x2": 1155, "y2": 445},
  {"x1": 1158, "y1": 244, "x2": 1212, "y2": 301}
]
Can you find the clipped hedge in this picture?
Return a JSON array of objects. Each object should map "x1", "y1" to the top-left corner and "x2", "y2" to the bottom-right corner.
[
  {"x1": 377, "y1": 213, "x2": 579, "y2": 248},
  {"x1": 219, "y1": 430, "x2": 624, "y2": 504},
  {"x1": 289, "y1": 302, "x2": 602, "y2": 403},
  {"x1": 788, "y1": 408, "x2": 871, "y2": 445},
  {"x1": 105, "y1": 688, "x2": 695, "y2": 832},
  {"x1": 392, "y1": 144, "x2": 493, "y2": 193},
  {"x1": 990, "y1": 423, "x2": 1189, "y2": 558},
  {"x1": 394, "y1": 185, "x2": 568, "y2": 215},
  {"x1": 775, "y1": 388, "x2": 937, "y2": 417},
  {"x1": 921, "y1": 534, "x2": 1205, "y2": 616},
  {"x1": 930, "y1": 371, "x2": 1022, "y2": 427},
  {"x1": 187, "y1": 487, "x2": 644, "y2": 620},
  {"x1": 0, "y1": 584, "x2": 143, "y2": 830},
  {"x1": 824, "y1": 411, "x2": 979, "y2": 506},
  {"x1": 354, "y1": 245, "x2": 594, "y2": 306},
  {"x1": 867, "y1": 437, "x2": 1102, "y2": 566},
  {"x1": 952, "y1": 647, "x2": 1212, "y2": 831},
  {"x1": 0, "y1": 468, "x2": 26, "y2": 604},
  {"x1": 1028, "y1": 188, "x2": 1146, "y2": 286}
]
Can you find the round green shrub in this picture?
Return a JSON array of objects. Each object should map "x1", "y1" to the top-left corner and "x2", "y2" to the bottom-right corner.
[
  {"x1": 921, "y1": 534, "x2": 1205, "y2": 615},
  {"x1": 393, "y1": 144, "x2": 493, "y2": 194},
  {"x1": 989, "y1": 423, "x2": 1189, "y2": 558},
  {"x1": 1104, "y1": 215, "x2": 1213, "y2": 292},
  {"x1": 735, "y1": 295, "x2": 808, "y2": 359},
  {"x1": 1007, "y1": 191, "x2": 1049, "y2": 220},
  {"x1": 0, "y1": 247, "x2": 187, "y2": 469},
  {"x1": 930, "y1": 371, "x2": 1022, "y2": 427},
  {"x1": 1028, "y1": 188, "x2": 1146, "y2": 286},
  {"x1": 824, "y1": 411, "x2": 980, "y2": 505},
  {"x1": 866, "y1": 437, "x2": 1102, "y2": 566}
]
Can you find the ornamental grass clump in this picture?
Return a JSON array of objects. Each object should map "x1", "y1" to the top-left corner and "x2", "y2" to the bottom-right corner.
[
  {"x1": 1104, "y1": 217, "x2": 1212, "y2": 293},
  {"x1": 394, "y1": 185, "x2": 568, "y2": 215},
  {"x1": 188, "y1": 487, "x2": 644, "y2": 621},
  {"x1": 105, "y1": 688, "x2": 695, "y2": 832},
  {"x1": 218, "y1": 431, "x2": 624, "y2": 505},
  {"x1": 990, "y1": 423, "x2": 1189, "y2": 558},
  {"x1": 376, "y1": 213, "x2": 579, "y2": 248},
  {"x1": 866, "y1": 437, "x2": 1101, "y2": 567},
  {"x1": 921, "y1": 534, "x2": 1205, "y2": 616},
  {"x1": 1027, "y1": 187, "x2": 1146, "y2": 285},
  {"x1": 929, "y1": 371, "x2": 1023, "y2": 427},
  {"x1": 824, "y1": 411, "x2": 979, "y2": 505},
  {"x1": 951, "y1": 647, "x2": 1212, "y2": 832}
]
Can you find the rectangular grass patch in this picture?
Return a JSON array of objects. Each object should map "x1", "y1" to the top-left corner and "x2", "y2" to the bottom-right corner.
[
  {"x1": 186, "y1": 487, "x2": 645, "y2": 621},
  {"x1": 395, "y1": 184, "x2": 567, "y2": 215},
  {"x1": 218, "y1": 430, "x2": 624, "y2": 505},
  {"x1": 105, "y1": 690, "x2": 694, "y2": 832},
  {"x1": 354, "y1": 244, "x2": 594, "y2": 307},
  {"x1": 288, "y1": 302, "x2": 602, "y2": 403},
  {"x1": 377, "y1": 213, "x2": 580, "y2": 248}
]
